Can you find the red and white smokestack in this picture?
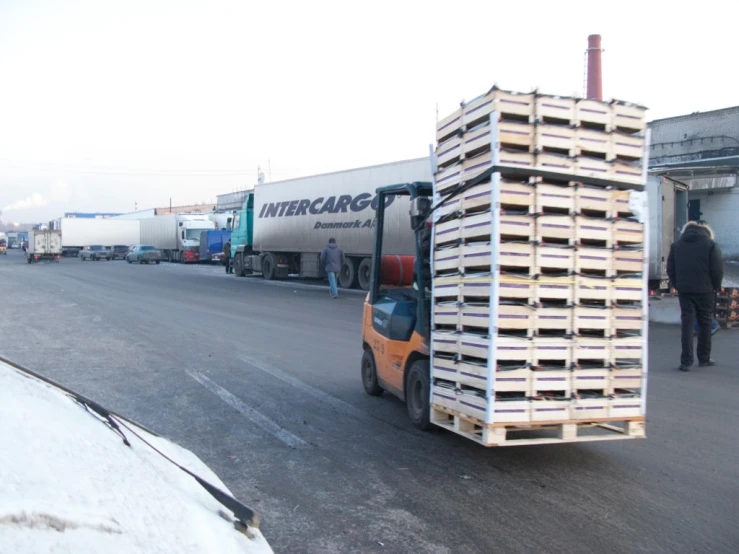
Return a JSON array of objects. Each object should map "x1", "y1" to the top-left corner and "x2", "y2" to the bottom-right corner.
[{"x1": 586, "y1": 34, "x2": 603, "y2": 101}]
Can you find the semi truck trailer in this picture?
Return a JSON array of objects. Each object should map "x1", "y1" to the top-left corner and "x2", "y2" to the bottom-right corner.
[
  {"x1": 139, "y1": 214, "x2": 215, "y2": 263},
  {"x1": 229, "y1": 158, "x2": 432, "y2": 290},
  {"x1": 54, "y1": 218, "x2": 141, "y2": 257}
]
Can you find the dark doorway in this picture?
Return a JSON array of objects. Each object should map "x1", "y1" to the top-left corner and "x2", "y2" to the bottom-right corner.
[{"x1": 688, "y1": 199, "x2": 701, "y2": 221}]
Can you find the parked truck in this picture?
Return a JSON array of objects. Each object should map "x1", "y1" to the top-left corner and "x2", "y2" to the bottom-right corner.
[
  {"x1": 647, "y1": 174, "x2": 689, "y2": 292},
  {"x1": 0, "y1": 232, "x2": 7, "y2": 255},
  {"x1": 54, "y1": 218, "x2": 140, "y2": 257},
  {"x1": 139, "y1": 214, "x2": 215, "y2": 263},
  {"x1": 228, "y1": 158, "x2": 432, "y2": 290},
  {"x1": 199, "y1": 230, "x2": 231, "y2": 264},
  {"x1": 27, "y1": 229, "x2": 62, "y2": 263}
]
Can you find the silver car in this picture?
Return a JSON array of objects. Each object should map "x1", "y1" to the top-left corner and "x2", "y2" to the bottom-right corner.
[
  {"x1": 126, "y1": 245, "x2": 162, "y2": 264},
  {"x1": 80, "y1": 245, "x2": 110, "y2": 261}
]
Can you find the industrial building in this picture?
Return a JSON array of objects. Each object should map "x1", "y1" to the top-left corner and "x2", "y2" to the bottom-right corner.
[{"x1": 649, "y1": 106, "x2": 739, "y2": 258}]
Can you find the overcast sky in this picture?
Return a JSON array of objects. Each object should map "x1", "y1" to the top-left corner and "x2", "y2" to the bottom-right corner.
[{"x1": 1, "y1": 0, "x2": 736, "y2": 223}]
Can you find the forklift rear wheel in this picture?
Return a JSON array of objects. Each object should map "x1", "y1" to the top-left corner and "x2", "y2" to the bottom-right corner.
[
  {"x1": 361, "y1": 349, "x2": 383, "y2": 396},
  {"x1": 406, "y1": 360, "x2": 431, "y2": 430}
]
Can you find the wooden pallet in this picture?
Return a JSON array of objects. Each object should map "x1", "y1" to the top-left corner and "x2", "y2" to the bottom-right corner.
[{"x1": 430, "y1": 405, "x2": 645, "y2": 446}]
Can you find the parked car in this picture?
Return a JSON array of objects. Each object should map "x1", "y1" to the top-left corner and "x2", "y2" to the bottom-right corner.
[
  {"x1": 110, "y1": 245, "x2": 130, "y2": 260},
  {"x1": 126, "y1": 245, "x2": 162, "y2": 264},
  {"x1": 80, "y1": 245, "x2": 110, "y2": 261}
]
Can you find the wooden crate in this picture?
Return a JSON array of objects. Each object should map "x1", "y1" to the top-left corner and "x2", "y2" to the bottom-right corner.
[
  {"x1": 536, "y1": 245, "x2": 575, "y2": 272},
  {"x1": 575, "y1": 275, "x2": 611, "y2": 303},
  {"x1": 610, "y1": 189, "x2": 634, "y2": 217},
  {"x1": 434, "y1": 217, "x2": 462, "y2": 245},
  {"x1": 434, "y1": 301, "x2": 462, "y2": 327},
  {"x1": 432, "y1": 383, "x2": 459, "y2": 412},
  {"x1": 450, "y1": 333, "x2": 534, "y2": 362},
  {"x1": 536, "y1": 152, "x2": 575, "y2": 175},
  {"x1": 573, "y1": 337, "x2": 611, "y2": 365},
  {"x1": 499, "y1": 121, "x2": 535, "y2": 149},
  {"x1": 613, "y1": 219, "x2": 644, "y2": 245},
  {"x1": 490, "y1": 400, "x2": 532, "y2": 423},
  {"x1": 457, "y1": 389, "x2": 489, "y2": 421},
  {"x1": 463, "y1": 124, "x2": 494, "y2": 157},
  {"x1": 535, "y1": 182, "x2": 575, "y2": 213},
  {"x1": 434, "y1": 246, "x2": 461, "y2": 273},
  {"x1": 435, "y1": 151, "x2": 494, "y2": 195},
  {"x1": 499, "y1": 242, "x2": 536, "y2": 276},
  {"x1": 611, "y1": 336, "x2": 644, "y2": 363},
  {"x1": 570, "y1": 397, "x2": 610, "y2": 420},
  {"x1": 575, "y1": 99, "x2": 611, "y2": 129},
  {"x1": 498, "y1": 273, "x2": 536, "y2": 300},
  {"x1": 497, "y1": 302, "x2": 535, "y2": 331},
  {"x1": 499, "y1": 149, "x2": 536, "y2": 169},
  {"x1": 536, "y1": 275, "x2": 574, "y2": 303},
  {"x1": 433, "y1": 331, "x2": 460, "y2": 355},
  {"x1": 499, "y1": 180, "x2": 534, "y2": 211},
  {"x1": 463, "y1": 89, "x2": 536, "y2": 128},
  {"x1": 530, "y1": 400, "x2": 571, "y2": 422},
  {"x1": 613, "y1": 248, "x2": 644, "y2": 274},
  {"x1": 436, "y1": 107, "x2": 463, "y2": 143},
  {"x1": 462, "y1": 212, "x2": 494, "y2": 241},
  {"x1": 495, "y1": 335, "x2": 533, "y2": 362},
  {"x1": 576, "y1": 128, "x2": 611, "y2": 157},
  {"x1": 611, "y1": 160, "x2": 644, "y2": 186},
  {"x1": 438, "y1": 181, "x2": 491, "y2": 217},
  {"x1": 531, "y1": 369, "x2": 572, "y2": 395},
  {"x1": 535, "y1": 125, "x2": 576, "y2": 152},
  {"x1": 576, "y1": 247, "x2": 614, "y2": 274},
  {"x1": 611, "y1": 132, "x2": 645, "y2": 160},
  {"x1": 435, "y1": 163, "x2": 464, "y2": 195},
  {"x1": 612, "y1": 306, "x2": 644, "y2": 332},
  {"x1": 575, "y1": 184, "x2": 612, "y2": 215},
  {"x1": 432, "y1": 356, "x2": 488, "y2": 389},
  {"x1": 436, "y1": 135, "x2": 462, "y2": 168},
  {"x1": 572, "y1": 368, "x2": 610, "y2": 390},
  {"x1": 532, "y1": 336, "x2": 573, "y2": 366},
  {"x1": 535, "y1": 306, "x2": 573, "y2": 333},
  {"x1": 609, "y1": 396, "x2": 642, "y2": 418},
  {"x1": 610, "y1": 367, "x2": 643, "y2": 391},
  {"x1": 575, "y1": 216, "x2": 612, "y2": 244},
  {"x1": 537, "y1": 214, "x2": 575, "y2": 242},
  {"x1": 612, "y1": 276, "x2": 643, "y2": 302},
  {"x1": 535, "y1": 95, "x2": 575, "y2": 123},
  {"x1": 499, "y1": 213, "x2": 535, "y2": 240},
  {"x1": 433, "y1": 242, "x2": 493, "y2": 273},
  {"x1": 574, "y1": 305, "x2": 612, "y2": 334},
  {"x1": 576, "y1": 156, "x2": 612, "y2": 180},
  {"x1": 494, "y1": 367, "x2": 532, "y2": 394},
  {"x1": 611, "y1": 101, "x2": 647, "y2": 134},
  {"x1": 433, "y1": 275, "x2": 461, "y2": 299}
]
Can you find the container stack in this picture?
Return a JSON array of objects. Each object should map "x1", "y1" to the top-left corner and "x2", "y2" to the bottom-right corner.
[
  {"x1": 430, "y1": 87, "x2": 649, "y2": 446},
  {"x1": 716, "y1": 287, "x2": 739, "y2": 328}
]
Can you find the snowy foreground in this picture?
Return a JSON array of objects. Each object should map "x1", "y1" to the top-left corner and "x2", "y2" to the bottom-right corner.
[{"x1": 0, "y1": 360, "x2": 273, "y2": 554}]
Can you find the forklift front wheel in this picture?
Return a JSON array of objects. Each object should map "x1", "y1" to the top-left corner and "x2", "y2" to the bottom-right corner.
[
  {"x1": 361, "y1": 349, "x2": 383, "y2": 396},
  {"x1": 406, "y1": 360, "x2": 431, "y2": 430}
]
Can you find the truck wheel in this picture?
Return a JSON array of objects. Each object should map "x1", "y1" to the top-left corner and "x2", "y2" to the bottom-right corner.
[
  {"x1": 234, "y1": 253, "x2": 245, "y2": 277},
  {"x1": 127, "y1": 259, "x2": 132, "y2": 264},
  {"x1": 361, "y1": 349, "x2": 383, "y2": 396},
  {"x1": 338, "y1": 258, "x2": 357, "y2": 289},
  {"x1": 27, "y1": 256, "x2": 32, "y2": 264},
  {"x1": 406, "y1": 359, "x2": 431, "y2": 430},
  {"x1": 358, "y1": 258, "x2": 372, "y2": 291},
  {"x1": 155, "y1": 260, "x2": 160, "y2": 264},
  {"x1": 262, "y1": 253, "x2": 276, "y2": 280}
]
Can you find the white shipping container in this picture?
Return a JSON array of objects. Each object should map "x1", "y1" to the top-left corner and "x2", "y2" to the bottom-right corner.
[
  {"x1": 28, "y1": 230, "x2": 62, "y2": 256},
  {"x1": 60, "y1": 219, "x2": 140, "y2": 248},
  {"x1": 140, "y1": 215, "x2": 179, "y2": 251}
]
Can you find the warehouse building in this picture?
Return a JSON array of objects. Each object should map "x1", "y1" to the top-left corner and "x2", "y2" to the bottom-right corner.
[{"x1": 649, "y1": 106, "x2": 739, "y2": 258}]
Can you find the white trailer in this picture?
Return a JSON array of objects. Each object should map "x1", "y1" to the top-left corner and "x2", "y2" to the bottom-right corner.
[
  {"x1": 27, "y1": 230, "x2": 62, "y2": 263},
  {"x1": 139, "y1": 214, "x2": 215, "y2": 263},
  {"x1": 58, "y1": 219, "x2": 141, "y2": 256},
  {"x1": 647, "y1": 175, "x2": 689, "y2": 292}
]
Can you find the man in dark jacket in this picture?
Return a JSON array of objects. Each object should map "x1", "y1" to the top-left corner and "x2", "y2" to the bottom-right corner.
[
  {"x1": 667, "y1": 221, "x2": 723, "y2": 371},
  {"x1": 320, "y1": 238, "x2": 345, "y2": 298},
  {"x1": 223, "y1": 239, "x2": 232, "y2": 274}
]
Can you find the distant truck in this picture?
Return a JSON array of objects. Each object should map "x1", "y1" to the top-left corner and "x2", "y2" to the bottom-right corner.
[
  {"x1": 199, "y1": 230, "x2": 231, "y2": 264},
  {"x1": 0, "y1": 232, "x2": 7, "y2": 255},
  {"x1": 139, "y1": 214, "x2": 215, "y2": 263},
  {"x1": 55, "y1": 218, "x2": 140, "y2": 257},
  {"x1": 229, "y1": 158, "x2": 432, "y2": 290},
  {"x1": 27, "y1": 229, "x2": 62, "y2": 263},
  {"x1": 647, "y1": 174, "x2": 689, "y2": 292}
]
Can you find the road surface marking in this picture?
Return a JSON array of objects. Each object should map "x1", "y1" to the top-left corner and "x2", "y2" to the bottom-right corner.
[
  {"x1": 187, "y1": 370, "x2": 308, "y2": 449},
  {"x1": 238, "y1": 353, "x2": 373, "y2": 424}
]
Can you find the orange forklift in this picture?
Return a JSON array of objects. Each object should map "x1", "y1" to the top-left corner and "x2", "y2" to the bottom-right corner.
[{"x1": 361, "y1": 181, "x2": 436, "y2": 429}]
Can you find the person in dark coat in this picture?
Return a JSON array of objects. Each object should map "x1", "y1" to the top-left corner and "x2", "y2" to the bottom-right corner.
[
  {"x1": 320, "y1": 238, "x2": 345, "y2": 298},
  {"x1": 667, "y1": 220, "x2": 723, "y2": 371},
  {"x1": 223, "y1": 239, "x2": 232, "y2": 274}
]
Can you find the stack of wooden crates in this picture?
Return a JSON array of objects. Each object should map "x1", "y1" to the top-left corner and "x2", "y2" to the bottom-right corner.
[{"x1": 430, "y1": 87, "x2": 649, "y2": 446}]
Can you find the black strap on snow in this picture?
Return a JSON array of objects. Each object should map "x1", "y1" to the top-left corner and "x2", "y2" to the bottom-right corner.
[{"x1": 0, "y1": 356, "x2": 260, "y2": 529}]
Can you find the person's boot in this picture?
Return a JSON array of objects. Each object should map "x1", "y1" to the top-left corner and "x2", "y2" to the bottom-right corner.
[
  {"x1": 679, "y1": 364, "x2": 691, "y2": 372},
  {"x1": 698, "y1": 359, "x2": 716, "y2": 367}
]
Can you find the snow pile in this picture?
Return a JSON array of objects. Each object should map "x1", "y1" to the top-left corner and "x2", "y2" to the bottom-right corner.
[{"x1": 0, "y1": 361, "x2": 273, "y2": 554}]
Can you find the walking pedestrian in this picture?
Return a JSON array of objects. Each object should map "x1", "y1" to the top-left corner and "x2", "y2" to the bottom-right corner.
[
  {"x1": 667, "y1": 220, "x2": 723, "y2": 371},
  {"x1": 320, "y1": 238, "x2": 344, "y2": 298},
  {"x1": 223, "y1": 239, "x2": 232, "y2": 274}
]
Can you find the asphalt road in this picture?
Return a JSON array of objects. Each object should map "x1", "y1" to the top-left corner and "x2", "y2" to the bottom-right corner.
[{"x1": 1, "y1": 249, "x2": 737, "y2": 554}]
